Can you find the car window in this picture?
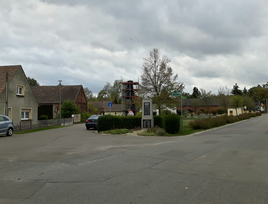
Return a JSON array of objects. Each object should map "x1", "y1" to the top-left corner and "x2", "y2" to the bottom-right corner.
[
  {"x1": 0, "y1": 116, "x2": 5, "y2": 121},
  {"x1": 4, "y1": 117, "x2": 9, "y2": 121},
  {"x1": 89, "y1": 116, "x2": 99, "y2": 119}
]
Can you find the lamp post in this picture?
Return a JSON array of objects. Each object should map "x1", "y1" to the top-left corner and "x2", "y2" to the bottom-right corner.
[{"x1": 59, "y1": 80, "x2": 62, "y2": 125}]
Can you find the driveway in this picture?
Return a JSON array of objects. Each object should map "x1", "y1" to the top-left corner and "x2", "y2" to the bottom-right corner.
[{"x1": 1, "y1": 115, "x2": 268, "y2": 203}]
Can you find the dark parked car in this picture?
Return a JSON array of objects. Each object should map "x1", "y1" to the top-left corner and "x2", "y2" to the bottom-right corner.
[
  {"x1": 0, "y1": 115, "x2": 14, "y2": 136},
  {"x1": 85, "y1": 115, "x2": 102, "y2": 130}
]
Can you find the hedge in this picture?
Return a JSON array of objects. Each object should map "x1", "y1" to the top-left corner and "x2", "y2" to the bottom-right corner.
[
  {"x1": 97, "y1": 115, "x2": 168, "y2": 131},
  {"x1": 97, "y1": 115, "x2": 141, "y2": 131},
  {"x1": 189, "y1": 113, "x2": 261, "y2": 130}
]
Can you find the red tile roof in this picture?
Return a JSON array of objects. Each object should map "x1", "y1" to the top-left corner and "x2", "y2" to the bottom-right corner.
[{"x1": 32, "y1": 85, "x2": 83, "y2": 104}]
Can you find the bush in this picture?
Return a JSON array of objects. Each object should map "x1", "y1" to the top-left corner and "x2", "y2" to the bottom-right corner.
[
  {"x1": 211, "y1": 109, "x2": 217, "y2": 116},
  {"x1": 136, "y1": 111, "x2": 142, "y2": 117},
  {"x1": 155, "y1": 128, "x2": 166, "y2": 136},
  {"x1": 141, "y1": 127, "x2": 166, "y2": 136},
  {"x1": 189, "y1": 119, "x2": 203, "y2": 129},
  {"x1": 81, "y1": 112, "x2": 91, "y2": 122},
  {"x1": 102, "y1": 129, "x2": 129, "y2": 134},
  {"x1": 216, "y1": 108, "x2": 223, "y2": 114},
  {"x1": 197, "y1": 110, "x2": 201, "y2": 115},
  {"x1": 97, "y1": 115, "x2": 141, "y2": 131},
  {"x1": 39, "y1": 115, "x2": 48, "y2": 120},
  {"x1": 163, "y1": 114, "x2": 180, "y2": 134},
  {"x1": 255, "y1": 112, "x2": 262, "y2": 116},
  {"x1": 154, "y1": 116, "x2": 164, "y2": 128}
]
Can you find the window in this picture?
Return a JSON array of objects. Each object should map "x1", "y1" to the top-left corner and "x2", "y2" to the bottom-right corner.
[
  {"x1": 21, "y1": 109, "x2": 31, "y2": 120},
  {"x1": 16, "y1": 85, "x2": 24, "y2": 96},
  {"x1": 4, "y1": 108, "x2": 12, "y2": 120}
]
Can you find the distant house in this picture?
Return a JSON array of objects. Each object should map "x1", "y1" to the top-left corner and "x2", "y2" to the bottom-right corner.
[
  {"x1": 181, "y1": 98, "x2": 220, "y2": 113},
  {"x1": 32, "y1": 85, "x2": 87, "y2": 119},
  {"x1": 0, "y1": 65, "x2": 38, "y2": 122},
  {"x1": 90, "y1": 101, "x2": 122, "y2": 116}
]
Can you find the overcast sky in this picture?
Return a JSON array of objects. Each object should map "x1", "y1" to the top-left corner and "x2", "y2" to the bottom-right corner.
[{"x1": 1, "y1": 0, "x2": 268, "y2": 95}]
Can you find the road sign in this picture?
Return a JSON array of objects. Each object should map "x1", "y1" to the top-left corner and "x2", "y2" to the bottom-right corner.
[
  {"x1": 182, "y1": 96, "x2": 187, "y2": 99},
  {"x1": 173, "y1": 90, "x2": 181, "y2": 94},
  {"x1": 108, "y1": 102, "x2": 113, "y2": 107},
  {"x1": 172, "y1": 94, "x2": 181, "y2": 97}
]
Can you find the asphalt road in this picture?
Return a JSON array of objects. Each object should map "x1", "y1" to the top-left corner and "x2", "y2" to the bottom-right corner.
[{"x1": 1, "y1": 115, "x2": 268, "y2": 204}]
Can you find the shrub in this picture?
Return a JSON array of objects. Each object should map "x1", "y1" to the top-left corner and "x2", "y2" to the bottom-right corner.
[
  {"x1": 136, "y1": 111, "x2": 142, "y2": 117},
  {"x1": 97, "y1": 115, "x2": 141, "y2": 131},
  {"x1": 205, "y1": 110, "x2": 209, "y2": 114},
  {"x1": 163, "y1": 114, "x2": 180, "y2": 134},
  {"x1": 255, "y1": 112, "x2": 262, "y2": 116},
  {"x1": 216, "y1": 108, "x2": 223, "y2": 114},
  {"x1": 211, "y1": 109, "x2": 217, "y2": 116},
  {"x1": 196, "y1": 110, "x2": 201, "y2": 115},
  {"x1": 81, "y1": 112, "x2": 91, "y2": 122},
  {"x1": 225, "y1": 116, "x2": 240, "y2": 123},
  {"x1": 155, "y1": 128, "x2": 166, "y2": 136},
  {"x1": 39, "y1": 115, "x2": 48, "y2": 120},
  {"x1": 102, "y1": 129, "x2": 129, "y2": 134},
  {"x1": 189, "y1": 119, "x2": 203, "y2": 129},
  {"x1": 154, "y1": 116, "x2": 164, "y2": 128},
  {"x1": 237, "y1": 114, "x2": 250, "y2": 120}
]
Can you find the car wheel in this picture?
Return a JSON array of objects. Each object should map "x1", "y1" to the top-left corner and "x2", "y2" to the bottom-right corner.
[
  {"x1": 6, "y1": 128, "x2": 13, "y2": 136},
  {"x1": 86, "y1": 126, "x2": 90, "y2": 130}
]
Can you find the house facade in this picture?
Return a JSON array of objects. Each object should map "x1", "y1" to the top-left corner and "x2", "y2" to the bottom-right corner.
[
  {"x1": 0, "y1": 65, "x2": 38, "y2": 122},
  {"x1": 32, "y1": 85, "x2": 88, "y2": 119},
  {"x1": 90, "y1": 101, "x2": 122, "y2": 116}
]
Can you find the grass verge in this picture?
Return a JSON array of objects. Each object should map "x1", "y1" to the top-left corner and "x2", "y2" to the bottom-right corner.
[{"x1": 14, "y1": 126, "x2": 66, "y2": 134}]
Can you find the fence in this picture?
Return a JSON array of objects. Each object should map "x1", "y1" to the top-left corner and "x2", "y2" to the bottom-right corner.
[{"x1": 13, "y1": 118, "x2": 73, "y2": 131}]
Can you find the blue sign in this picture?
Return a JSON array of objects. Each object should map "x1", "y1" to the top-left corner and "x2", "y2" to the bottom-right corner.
[{"x1": 108, "y1": 102, "x2": 113, "y2": 107}]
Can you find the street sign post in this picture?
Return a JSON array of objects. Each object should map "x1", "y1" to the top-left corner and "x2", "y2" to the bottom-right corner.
[
  {"x1": 108, "y1": 102, "x2": 113, "y2": 115},
  {"x1": 171, "y1": 90, "x2": 183, "y2": 133}
]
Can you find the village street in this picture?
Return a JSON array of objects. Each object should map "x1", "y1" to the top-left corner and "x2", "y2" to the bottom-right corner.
[{"x1": 0, "y1": 115, "x2": 268, "y2": 204}]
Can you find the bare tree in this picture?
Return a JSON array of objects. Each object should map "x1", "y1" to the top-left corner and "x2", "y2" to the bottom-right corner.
[
  {"x1": 191, "y1": 98, "x2": 201, "y2": 113},
  {"x1": 200, "y1": 88, "x2": 215, "y2": 115},
  {"x1": 140, "y1": 49, "x2": 184, "y2": 114},
  {"x1": 218, "y1": 86, "x2": 230, "y2": 111}
]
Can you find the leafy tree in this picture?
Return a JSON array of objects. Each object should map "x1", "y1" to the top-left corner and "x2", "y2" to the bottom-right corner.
[
  {"x1": 192, "y1": 87, "x2": 200, "y2": 98},
  {"x1": 218, "y1": 86, "x2": 230, "y2": 111},
  {"x1": 230, "y1": 95, "x2": 244, "y2": 115},
  {"x1": 97, "y1": 82, "x2": 112, "y2": 101},
  {"x1": 27, "y1": 77, "x2": 40, "y2": 86},
  {"x1": 140, "y1": 48, "x2": 184, "y2": 114},
  {"x1": 61, "y1": 99, "x2": 80, "y2": 118},
  {"x1": 253, "y1": 86, "x2": 268, "y2": 112},
  {"x1": 243, "y1": 87, "x2": 248, "y2": 95},
  {"x1": 84, "y1": 88, "x2": 97, "y2": 101},
  {"x1": 97, "y1": 80, "x2": 122, "y2": 103},
  {"x1": 199, "y1": 88, "x2": 215, "y2": 115},
  {"x1": 88, "y1": 102, "x2": 99, "y2": 114},
  {"x1": 231, "y1": 83, "x2": 243, "y2": 96},
  {"x1": 242, "y1": 95, "x2": 255, "y2": 111}
]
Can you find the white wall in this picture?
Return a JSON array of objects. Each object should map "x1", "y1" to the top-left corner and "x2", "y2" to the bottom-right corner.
[{"x1": 228, "y1": 108, "x2": 244, "y2": 116}]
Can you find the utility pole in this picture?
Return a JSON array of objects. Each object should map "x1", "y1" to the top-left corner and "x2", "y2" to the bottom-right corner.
[{"x1": 5, "y1": 72, "x2": 8, "y2": 116}]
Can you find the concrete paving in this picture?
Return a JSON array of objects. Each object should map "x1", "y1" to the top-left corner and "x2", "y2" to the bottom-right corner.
[{"x1": 0, "y1": 115, "x2": 268, "y2": 203}]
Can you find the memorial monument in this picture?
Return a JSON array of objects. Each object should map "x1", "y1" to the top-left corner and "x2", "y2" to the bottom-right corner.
[{"x1": 141, "y1": 98, "x2": 154, "y2": 128}]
